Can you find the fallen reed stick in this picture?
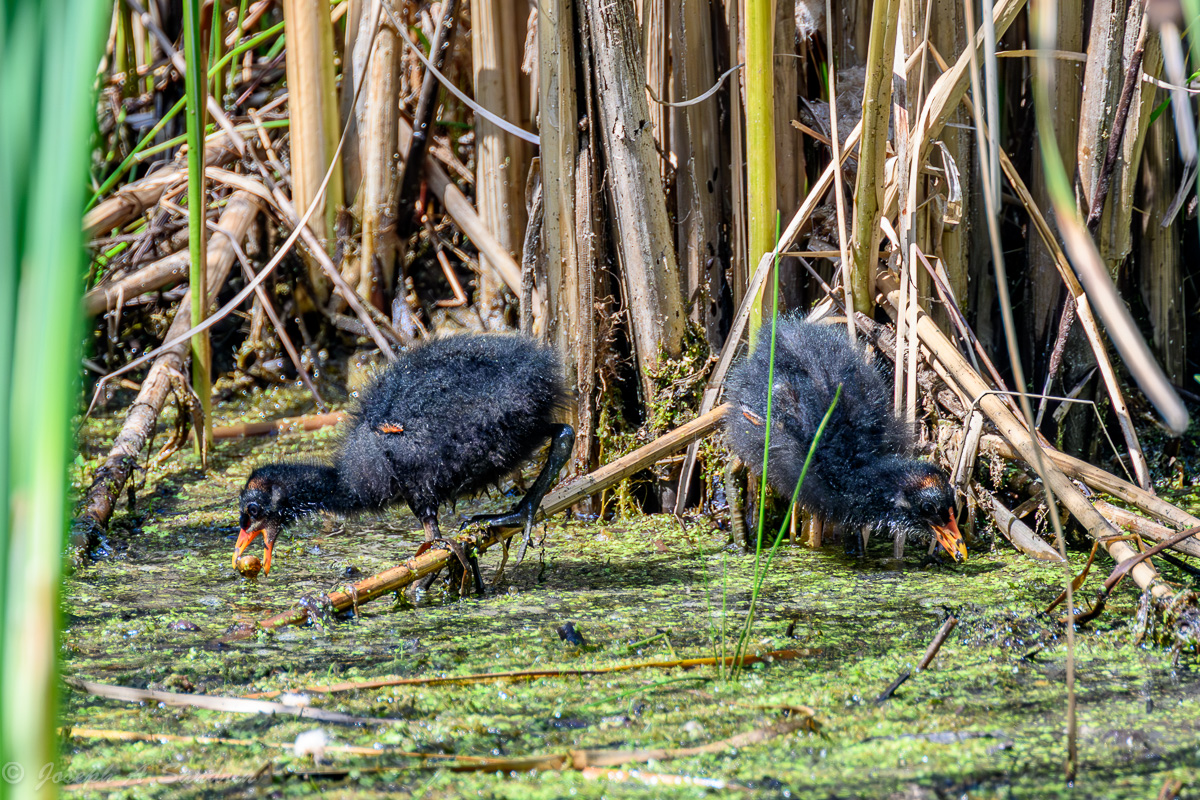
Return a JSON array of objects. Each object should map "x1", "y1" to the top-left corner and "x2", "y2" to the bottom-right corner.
[
  {"x1": 66, "y1": 727, "x2": 373, "y2": 754},
  {"x1": 974, "y1": 485, "x2": 1065, "y2": 562},
  {"x1": 1092, "y1": 499, "x2": 1200, "y2": 559},
  {"x1": 243, "y1": 647, "x2": 812, "y2": 697},
  {"x1": 65, "y1": 715, "x2": 809, "y2": 784},
  {"x1": 978, "y1": 434, "x2": 1200, "y2": 535},
  {"x1": 83, "y1": 249, "x2": 190, "y2": 317},
  {"x1": 63, "y1": 677, "x2": 392, "y2": 725},
  {"x1": 232, "y1": 405, "x2": 729, "y2": 637},
  {"x1": 85, "y1": 189, "x2": 261, "y2": 316},
  {"x1": 208, "y1": 412, "x2": 345, "y2": 440},
  {"x1": 83, "y1": 141, "x2": 240, "y2": 238}
]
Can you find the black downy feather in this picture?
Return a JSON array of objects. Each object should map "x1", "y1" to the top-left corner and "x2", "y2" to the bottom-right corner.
[
  {"x1": 723, "y1": 315, "x2": 958, "y2": 544},
  {"x1": 240, "y1": 334, "x2": 568, "y2": 531}
]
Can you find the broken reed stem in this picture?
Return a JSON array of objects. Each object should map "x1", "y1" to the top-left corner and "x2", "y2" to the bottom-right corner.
[
  {"x1": 1092, "y1": 499, "x2": 1200, "y2": 559},
  {"x1": 917, "y1": 616, "x2": 959, "y2": 671},
  {"x1": 974, "y1": 486, "x2": 1065, "y2": 562},
  {"x1": 978, "y1": 434, "x2": 1200, "y2": 541},
  {"x1": 877, "y1": 615, "x2": 958, "y2": 702}
]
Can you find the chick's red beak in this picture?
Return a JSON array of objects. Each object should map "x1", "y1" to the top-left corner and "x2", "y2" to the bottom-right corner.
[
  {"x1": 233, "y1": 528, "x2": 260, "y2": 568},
  {"x1": 232, "y1": 527, "x2": 276, "y2": 575},
  {"x1": 932, "y1": 511, "x2": 967, "y2": 562}
]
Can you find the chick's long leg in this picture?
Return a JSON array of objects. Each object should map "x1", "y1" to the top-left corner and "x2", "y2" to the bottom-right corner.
[
  {"x1": 463, "y1": 424, "x2": 575, "y2": 567},
  {"x1": 418, "y1": 515, "x2": 485, "y2": 596}
]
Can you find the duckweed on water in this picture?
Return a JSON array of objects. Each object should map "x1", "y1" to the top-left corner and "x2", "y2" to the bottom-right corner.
[{"x1": 62, "y1": 388, "x2": 1200, "y2": 798}]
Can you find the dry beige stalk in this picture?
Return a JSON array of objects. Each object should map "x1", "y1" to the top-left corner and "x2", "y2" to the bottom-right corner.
[{"x1": 282, "y1": 0, "x2": 343, "y2": 303}]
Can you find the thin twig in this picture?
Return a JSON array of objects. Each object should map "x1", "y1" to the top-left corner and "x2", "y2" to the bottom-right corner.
[
  {"x1": 1085, "y1": 11, "x2": 1149, "y2": 232},
  {"x1": 876, "y1": 616, "x2": 958, "y2": 702},
  {"x1": 212, "y1": 218, "x2": 328, "y2": 412},
  {"x1": 394, "y1": 0, "x2": 461, "y2": 239}
]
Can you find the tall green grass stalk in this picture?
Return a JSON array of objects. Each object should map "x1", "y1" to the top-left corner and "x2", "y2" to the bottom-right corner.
[
  {"x1": 1, "y1": 0, "x2": 106, "y2": 796},
  {"x1": 209, "y1": 0, "x2": 225, "y2": 104},
  {"x1": 183, "y1": 0, "x2": 213, "y2": 458},
  {"x1": 744, "y1": 0, "x2": 776, "y2": 340},
  {"x1": 726, "y1": 215, "x2": 841, "y2": 678},
  {"x1": 731, "y1": 385, "x2": 839, "y2": 677}
]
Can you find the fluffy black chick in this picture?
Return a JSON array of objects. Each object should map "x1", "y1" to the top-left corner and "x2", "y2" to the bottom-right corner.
[
  {"x1": 235, "y1": 334, "x2": 574, "y2": 576},
  {"x1": 723, "y1": 315, "x2": 965, "y2": 561}
]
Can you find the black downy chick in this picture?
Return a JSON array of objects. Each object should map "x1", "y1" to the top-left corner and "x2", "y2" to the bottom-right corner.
[
  {"x1": 235, "y1": 334, "x2": 575, "y2": 579},
  {"x1": 723, "y1": 315, "x2": 966, "y2": 561}
]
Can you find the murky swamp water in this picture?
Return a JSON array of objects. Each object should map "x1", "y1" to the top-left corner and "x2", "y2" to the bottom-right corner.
[{"x1": 61, "y1": 390, "x2": 1200, "y2": 799}]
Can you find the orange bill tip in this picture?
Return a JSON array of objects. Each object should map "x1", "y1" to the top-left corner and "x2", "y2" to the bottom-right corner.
[
  {"x1": 933, "y1": 512, "x2": 967, "y2": 563},
  {"x1": 233, "y1": 528, "x2": 260, "y2": 569}
]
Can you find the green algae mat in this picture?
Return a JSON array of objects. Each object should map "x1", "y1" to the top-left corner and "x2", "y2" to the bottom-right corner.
[{"x1": 63, "y1": 400, "x2": 1200, "y2": 798}]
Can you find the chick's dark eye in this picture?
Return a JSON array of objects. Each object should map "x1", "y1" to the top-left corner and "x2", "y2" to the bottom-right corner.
[{"x1": 246, "y1": 501, "x2": 263, "y2": 518}]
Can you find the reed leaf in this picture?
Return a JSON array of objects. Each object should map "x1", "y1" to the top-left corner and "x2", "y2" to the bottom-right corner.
[
  {"x1": 183, "y1": 0, "x2": 212, "y2": 457},
  {"x1": 1, "y1": 1, "x2": 106, "y2": 795}
]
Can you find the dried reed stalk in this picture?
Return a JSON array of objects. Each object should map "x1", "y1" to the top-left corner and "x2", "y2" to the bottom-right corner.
[
  {"x1": 538, "y1": 0, "x2": 580, "y2": 405},
  {"x1": 978, "y1": 434, "x2": 1200, "y2": 534},
  {"x1": 83, "y1": 141, "x2": 239, "y2": 237},
  {"x1": 583, "y1": 0, "x2": 686, "y2": 393},
  {"x1": 849, "y1": 0, "x2": 901, "y2": 314},
  {"x1": 671, "y1": 0, "x2": 724, "y2": 344},
  {"x1": 1092, "y1": 499, "x2": 1200, "y2": 559},
  {"x1": 282, "y1": 0, "x2": 343, "y2": 303},
  {"x1": 974, "y1": 486, "x2": 1065, "y2": 562},
  {"x1": 354, "y1": 0, "x2": 402, "y2": 303},
  {"x1": 472, "y1": 0, "x2": 528, "y2": 327}
]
